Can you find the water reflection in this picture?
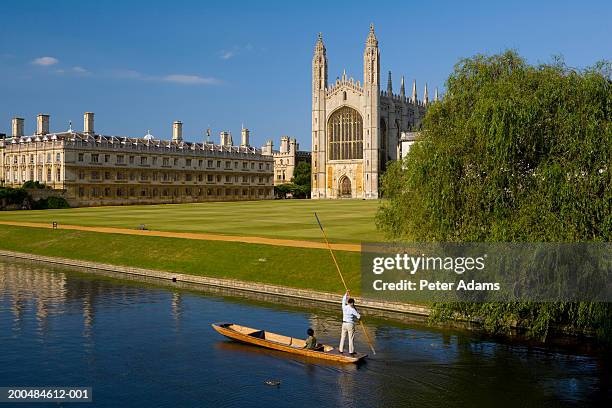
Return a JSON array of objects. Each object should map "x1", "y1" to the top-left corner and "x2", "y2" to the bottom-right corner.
[
  {"x1": 171, "y1": 292, "x2": 183, "y2": 324},
  {"x1": 0, "y1": 257, "x2": 609, "y2": 408}
]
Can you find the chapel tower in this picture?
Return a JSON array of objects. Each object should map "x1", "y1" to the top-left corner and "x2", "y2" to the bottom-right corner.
[
  {"x1": 311, "y1": 33, "x2": 328, "y2": 198},
  {"x1": 362, "y1": 24, "x2": 380, "y2": 198}
]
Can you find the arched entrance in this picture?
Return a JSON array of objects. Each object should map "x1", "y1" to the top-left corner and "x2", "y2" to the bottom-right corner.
[{"x1": 339, "y1": 176, "x2": 352, "y2": 198}]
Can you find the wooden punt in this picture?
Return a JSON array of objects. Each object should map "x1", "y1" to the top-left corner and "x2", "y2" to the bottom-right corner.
[{"x1": 212, "y1": 322, "x2": 367, "y2": 363}]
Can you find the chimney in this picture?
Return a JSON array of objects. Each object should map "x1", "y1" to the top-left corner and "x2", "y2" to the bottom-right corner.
[
  {"x1": 84, "y1": 112, "x2": 95, "y2": 134},
  {"x1": 220, "y1": 131, "x2": 233, "y2": 146},
  {"x1": 11, "y1": 117, "x2": 24, "y2": 137},
  {"x1": 172, "y1": 120, "x2": 183, "y2": 142},
  {"x1": 240, "y1": 127, "x2": 250, "y2": 147},
  {"x1": 36, "y1": 114, "x2": 49, "y2": 135}
]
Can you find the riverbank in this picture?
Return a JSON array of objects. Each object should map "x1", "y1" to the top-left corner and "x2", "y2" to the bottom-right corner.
[
  {"x1": 0, "y1": 248, "x2": 429, "y2": 316},
  {"x1": 0, "y1": 224, "x2": 430, "y2": 315},
  {"x1": 0, "y1": 224, "x2": 364, "y2": 294}
]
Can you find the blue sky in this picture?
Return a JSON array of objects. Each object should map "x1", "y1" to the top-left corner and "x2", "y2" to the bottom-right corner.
[{"x1": 1, "y1": 0, "x2": 610, "y2": 149}]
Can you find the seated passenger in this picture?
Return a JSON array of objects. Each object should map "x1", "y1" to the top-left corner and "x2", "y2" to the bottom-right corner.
[{"x1": 303, "y1": 328, "x2": 318, "y2": 350}]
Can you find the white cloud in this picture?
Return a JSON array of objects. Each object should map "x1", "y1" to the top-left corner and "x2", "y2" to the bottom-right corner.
[
  {"x1": 110, "y1": 69, "x2": 219, "y2": 85},
  {"x1": 32, "y1": 56, "x2": 59, "y2": 66},
  {"x1": 162, "y1": 74, "x2": 219, "y2": 85},
  {"x1": 72, "y1": 66, "x2": 89, "y2": 74},
  {"x1": 219, "y1": 44, "x2": 259, "y2": 60},
  {"x1": 220, "y1": 50, "x2": 236, "y2": 60}
]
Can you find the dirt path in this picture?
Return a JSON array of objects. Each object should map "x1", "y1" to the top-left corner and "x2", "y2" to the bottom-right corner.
[{"x1": 0, "y1": 221, "x2": 361, "y2": 252}]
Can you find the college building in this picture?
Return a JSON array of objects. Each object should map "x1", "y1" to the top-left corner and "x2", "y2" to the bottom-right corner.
[
  {"x1": 0, "y1": 112, "x2": 274, "y2": 206},
  {"x1": 261, "y1": 136, "x2": 312, "y2": 186},
  {"x1": 311, "y1": 24, "x2": 434, "y2": 199}
]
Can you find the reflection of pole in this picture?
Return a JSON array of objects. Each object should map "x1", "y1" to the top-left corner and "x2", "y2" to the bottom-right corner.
[
  {"x1": 171, "y1": 292, "x2": 182, "y2": 323},
  {"x1": 83, "y1": 295, "x2": 93, "y2": 338},
  {"x1": 314, "y1": 213, "x2": 376, "y2": 355}
]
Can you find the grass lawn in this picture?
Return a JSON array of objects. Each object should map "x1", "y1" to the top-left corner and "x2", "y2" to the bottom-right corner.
[
  {"x1": 0, "y1": 225, "x2": 362, "y2": 294},
  {"x1": 0, "y1": 200, "x2": 383, "y2": 243}
]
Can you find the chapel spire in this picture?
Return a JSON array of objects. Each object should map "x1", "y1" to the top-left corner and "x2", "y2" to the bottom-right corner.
[
  {"x1": 363, "y1": 24, "x2": 380, "y2": 86},
  {"x1": 312, "y1": 32, "x2": 328, "y2": 91},
  {"x1": 400, "y1": 76, "x2": 405, "y2": 98},
  {"x1": 314, "y1": 32, "x2": 326, "y2": 55},
  {"x1": 366, "y1": 23, "x2": 378, "y2": 48}
]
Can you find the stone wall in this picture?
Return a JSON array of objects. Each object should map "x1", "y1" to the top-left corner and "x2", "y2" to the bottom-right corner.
[{"x1": 0, "y1": 249, "x2": 430, "y2": 317}]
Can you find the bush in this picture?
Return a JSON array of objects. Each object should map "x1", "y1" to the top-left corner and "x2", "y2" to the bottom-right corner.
[
  {"x1": 22, "y1": 181, "x2": 47, "y2": 189},
  {"x1": 46, "y1": 196, "x2": 70, "y2": 209},
  {"x1": 32, "y1": 196, "x2": 70, "y2": 210},
  {"x1": 0, "y1": 187, "x2": 29, "y2": 206}
]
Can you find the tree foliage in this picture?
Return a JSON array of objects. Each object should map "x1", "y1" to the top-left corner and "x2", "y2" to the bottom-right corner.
[
  {"x1": 291, "y1": 161, "x2": 311, "y2": 198},
  {"x1": 22, "y1": 180, "x2": 47, "y2": 189},
  {"x1": 0, "y1": 186, "x2": 69, "y2": 210},
  {"x1": 377, "y1": 51, "x2": 612, "y2": 341},
  {"x1": 0, "y1": 187, "x2": 29, "y2": 207},
  {"x1": 274, "y1": 161, "x2": 312, "y2": 199},
  {"x1": 32, "y1": 196, "x2": 70, "y2": 209}
]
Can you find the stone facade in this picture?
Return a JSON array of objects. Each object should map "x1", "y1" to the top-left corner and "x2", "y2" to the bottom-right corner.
[
  {"x1": 399, "y1": 131, "x2": 420, "y2": 160},
  {"x1": 0, "y1": 113, "x2": 274, "y2": 207},
  {"x1": 262, "y1": 137, "x2": 312, "y2": 186},
  {"x1": 311, "y1": 25, "x2": 432, "y2": 199}
]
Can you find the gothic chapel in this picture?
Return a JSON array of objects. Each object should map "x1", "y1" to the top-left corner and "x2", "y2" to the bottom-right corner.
[{"x1": 311, "y1": 24, "x2": 430, "y2": 199}]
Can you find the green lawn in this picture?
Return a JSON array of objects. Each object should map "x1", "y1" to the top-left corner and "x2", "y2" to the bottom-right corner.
[
  {"x1": 0, "y1": 225, "x2": 362, "y2": 294},
  {"x1": 0, "y1": 200, "x2": 384, "y2": 243}
]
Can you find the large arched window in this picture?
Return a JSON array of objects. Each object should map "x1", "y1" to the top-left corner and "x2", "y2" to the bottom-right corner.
[{"x1": 327, "y1": 106, "x2": 363, "y2": 160}]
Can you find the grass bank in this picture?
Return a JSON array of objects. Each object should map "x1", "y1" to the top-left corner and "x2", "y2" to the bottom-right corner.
[
  {"x1": 0, "y1": 225, "x2": 362, "y2": 294},
  {"x1": 0, "y1": 200, "x2": 383, "y2": 243}
]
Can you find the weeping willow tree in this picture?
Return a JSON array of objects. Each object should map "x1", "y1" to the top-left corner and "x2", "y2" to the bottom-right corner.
[{"x1": 377, "y1": 51, "x2": 612, "y2": 341}]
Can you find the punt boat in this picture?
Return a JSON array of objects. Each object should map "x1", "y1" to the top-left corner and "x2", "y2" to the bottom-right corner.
[{"x1": 212, "y1": 322, "x2": 367, "y2": 363}]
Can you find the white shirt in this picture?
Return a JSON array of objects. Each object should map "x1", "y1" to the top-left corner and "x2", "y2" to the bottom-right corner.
[{"x1": 342, "y1": 293, "x2": 360, "y2": 323}]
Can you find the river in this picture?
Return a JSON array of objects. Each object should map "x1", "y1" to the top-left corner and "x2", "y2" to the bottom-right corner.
[{"x1": 0, "y1": 258, "x2": 609, "y2": 407}]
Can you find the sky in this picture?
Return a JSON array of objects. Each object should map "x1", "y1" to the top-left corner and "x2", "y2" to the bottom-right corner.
[{"x1": 1, "y1": 0, "x2": 610, "y2": 149}]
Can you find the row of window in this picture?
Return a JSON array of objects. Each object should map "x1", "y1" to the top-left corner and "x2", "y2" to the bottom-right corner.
[
  {"x1": 7, "y1": 153, "x2": 61, "y2": 164},
  {"x1": 77, "y1": 186, "x2": 271, "y2": 199},
  {"x1": 7, "y1": 168, "x2": 61, "y2": 183},
  {"x1": 78, "y1": 153, "x2": 271, "y2": 171},
  {"x1": 77, "y1": 170, "x2": 271, "y2": 184}
]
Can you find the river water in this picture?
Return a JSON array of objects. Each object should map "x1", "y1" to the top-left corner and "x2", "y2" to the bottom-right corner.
[{"x1": 0, "y1": 258, "x2": 609, "y2": 407}]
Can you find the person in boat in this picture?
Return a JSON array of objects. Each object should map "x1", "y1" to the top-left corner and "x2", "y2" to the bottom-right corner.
[
  {"x1": 303, "y1": 328, "x2": 318, "y2": 350},
  {"x1": 339, "y1": 290, "x2": 360, "y2": 355}
]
